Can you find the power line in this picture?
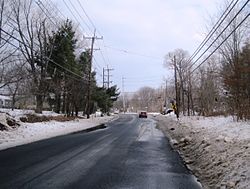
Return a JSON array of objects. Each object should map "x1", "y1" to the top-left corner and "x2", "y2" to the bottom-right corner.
[
  {"x1": 93, "y1": 57, "x2": 102, "y2": 71},
  {"x1": 0, "y1": 28, "x2": 90, "y2": 82},
  {"x1": 99, "y1": 48, "x2": 109, "y2": 66},
  {"x1": 9, "y1": 1, "x2": 97, "y2": 82},
  {"x1": 45, "y1": 0, "x2": 67, "y2": 20},
  {"x1": 67, "y1": 0, "x2": 93, "y2": 34},
  {"x1": 71, "y1": 1, "x2": 110, "y2": 68},
  {"x1": 125, "y1": 75, "x2": 163, "y2": 79},
  {"x1": 187, "y1": 0, "x2": 239, "y2": 65},
  {"x1": 61, "y1": 0, "x2": 109, "y2": 77},
  {"x1": 190, "y1": 12, "x2": 250, "y2": 75},
  {"x1": 36, "y1": 0, "x2": 58, "y2": 27},
  {"x1": 104, "y1": 45, "x2": 162, "y2": 60},
  {"x1": 101, "y1": 40, "x2": 112, "y2": 66},
  {"x1": 76, "y1": 0, "x2": 100, "y2": 34},
  {"x1": 189, "y1": 0, "x2": 249, "y2": 70},
  {"x1": 62, "y1": 0, "x2": 86, "y2": 34},
  {"x1": 36, "y1": 1, "x2": 106, "y2": 85},
  {"x1": 44, "y1": 57, "x2": 89, "y2": 81},
  {"x1": 0, "y1": 36, "x2": 20, "y2": 50},
  {"x1": 73, "y1": 0, "x2": 112, "y2": 71}
]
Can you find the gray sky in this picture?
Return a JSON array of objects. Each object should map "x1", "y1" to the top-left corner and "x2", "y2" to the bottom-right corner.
[{"x1": 52, "y1": 0, "x2": 219, "y2": 92}]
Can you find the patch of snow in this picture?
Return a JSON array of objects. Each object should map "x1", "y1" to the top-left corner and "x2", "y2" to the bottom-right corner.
[
  {"x1": 137, "y1": 119, "x2": 164, "y2": 141},
  {"x1": 148, "y1": 112, "x2": 161, "y2": 116},
  {"x1": 0, "y1": 108, "x2": 63, "y2": 118},
  {"x1": 179, "y1": 116, "x2": 250, "y2": 141},
  {"x1": 155, "y1": 115, "x2": 250, "y2": 189},
  {"x1": 0, "y1": 115, "x2": 115, "y2": 151},
  {"x1": 0, "y1": 108, "x2": 34, "y2": 118}
]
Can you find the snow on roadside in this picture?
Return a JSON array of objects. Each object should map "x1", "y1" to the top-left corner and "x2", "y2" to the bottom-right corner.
[
  {"x1": 0, "y1": 108, "x2": 60, "y2": 118},
  {"x1": 155, "y1": 114, "x2": 250, "y2": 189},
  {"x1": 0, "y1": 110, "x2": 116, "y2": 151},
  {"x1": 180, "y1": 116, "x2": 250, "y2": 141}
]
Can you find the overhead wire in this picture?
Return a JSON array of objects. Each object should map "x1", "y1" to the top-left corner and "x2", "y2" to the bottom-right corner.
[
  {"x1": 44, "y1": 0, "x2": 67, "y2": 20},
  {"x1": 0, "y1": 35, "x2": 20, "y2": 50},
  {"x1": 35, "y1": 0, "x2": 98, "y2": 81},
  {"x1": 1, "y1": 1, "x2": 107, "y2": 86},
  {"x1": 61, "y1": 0, "x2": 87, "y2": 34},
  {"x1": 188, "y1": 0, "x2": 249, "y2": 72},
  {"x1": 76, "y1": 0, "x2": 100, "y2": 35},
  {"x1": 0, "y1": 27, "x2": 91, "y2": 82},
  {"x1": 36, "y1": 0, "x2": 58, "y2": 28},
  {"x1": 187, "y1": 0, "x2": 239, "y2": 65},
  {"x1": 75, "y1": 0, "x2": 114, "y2": 69},
  {"x1": 190, "y1": 12, "x2": 250, "y2": 75},
  {"x1": 67, "y1": 0, "x2": 93, "y2": 34},
  {"x1": 104, "y1": 45, "x2": 162, "y2": 60},
  {"x1": 54, "y1": 0, "x2": 106, "y2": 79}
]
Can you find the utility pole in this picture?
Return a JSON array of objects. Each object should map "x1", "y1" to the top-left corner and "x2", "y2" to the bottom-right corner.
[
  {"x1": 102, "y1": 66, "x2": 114, "y2": 89},
  {"x1": 106, "y1": 66, "x2": 114, "y2": 89},
  {"x1": 85, "y1": 29, "x2": 103, "y2": 119},
  {"x1": 164, "y1": 80, "x2": 168, "y2": 106},
  {"x1": 103, "y1": 68, "x2": 105, "y2": 88},
  {"x1": 174, "y1": 56, "x2": 179, "y2": 118},
  {"x1": 122, "y1": 77, "x2": 125, "y2": 113}
]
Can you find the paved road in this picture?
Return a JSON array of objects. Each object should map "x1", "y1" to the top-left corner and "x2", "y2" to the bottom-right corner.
[{"x1": 0, "y1": 114, "x2": 202, "y2": 189}]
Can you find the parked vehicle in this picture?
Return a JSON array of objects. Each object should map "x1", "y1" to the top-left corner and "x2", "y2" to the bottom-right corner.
[{"x1": 139, "y1": 111, "x2": 147, "y2": 118}]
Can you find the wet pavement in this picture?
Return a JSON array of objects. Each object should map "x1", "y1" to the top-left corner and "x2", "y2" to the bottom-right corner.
[{"x1": 0, "y1": 114, "x2": 202, "y2": 189}]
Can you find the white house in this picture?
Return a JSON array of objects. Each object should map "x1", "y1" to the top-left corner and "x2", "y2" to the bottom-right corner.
[{"x1": 0, "y1": 95, "x2": 12, "y2": 108}]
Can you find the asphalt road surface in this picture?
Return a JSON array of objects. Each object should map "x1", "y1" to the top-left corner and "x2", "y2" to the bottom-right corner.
[{"x1": 0, "y1": 114, "x2": 202, "y2": 189}]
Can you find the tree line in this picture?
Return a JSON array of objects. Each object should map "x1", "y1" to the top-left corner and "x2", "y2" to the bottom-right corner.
[
  {"x1": 164, "y1": 1, "x2": 250, "y2": 120},
  {"x1": 0, "y1": 0, "x2": 119, "y2": 116},
  {"x1": 116, "y1": 0, "x2": 250, "y2": 121}
]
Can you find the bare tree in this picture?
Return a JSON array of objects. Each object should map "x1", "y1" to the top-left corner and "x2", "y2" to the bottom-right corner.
[
  {"x1": 0, "y1": 0, "x2": 22, "y2": 90},
  {"x1": 209, "y1": 0, "x2": 250, "y2": 120},
  {"x1": 5, "y1": 59, "x2": 27, "y2": 110},
  {"x1": 10, "y1": 0, "x2": 55, "y2": 113},
  {"x1": 194, "y1": 56, "x2": 222, "y2": 116},
  {"x1": 165, "y1": 49, "x2": 193, "y2": 115}
]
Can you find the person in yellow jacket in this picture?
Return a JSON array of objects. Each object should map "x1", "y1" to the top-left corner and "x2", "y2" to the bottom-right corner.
[{"x1": 171, "y1": 101, "x2": 179, "y2": 119}]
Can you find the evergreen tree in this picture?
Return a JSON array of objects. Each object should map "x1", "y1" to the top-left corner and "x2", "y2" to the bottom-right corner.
[
  {"x1": 47, "y1": 20, "x2": 77, "y2": 113},
  {"x1": 93, "y1": 85, "x2": 120, "y2": 113}
]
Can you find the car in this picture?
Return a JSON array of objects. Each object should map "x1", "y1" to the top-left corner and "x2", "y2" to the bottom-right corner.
[
  {"x1": 95, "y1": 111, "x2": 103, "y2": 117},
  {"x1": 139, "y1": 111, "x2": 147, "y2": 118}
]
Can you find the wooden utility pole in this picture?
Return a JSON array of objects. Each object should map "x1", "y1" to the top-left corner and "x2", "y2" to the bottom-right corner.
[
  {"x1": 107, "y1": 66, "x2": 114, "y2": 89},
  {"x1": 102, "y1": 66, "x2": 114, "y2": 89},
  {"x1": 85, "y1": 30, "x2": 102, "y2": 119},
  {"x1": 122, "y1": 77, "x2": 126, "y2": 113},
  {"x1": 164, "y1": 80, "x2": 168, "y2": 107},
  {"x1": 103, "y1": 68, "x2": 105, "y2": 88},
  {"x1": 174, "y1": 56, "x2": 179, "y2": 118}
]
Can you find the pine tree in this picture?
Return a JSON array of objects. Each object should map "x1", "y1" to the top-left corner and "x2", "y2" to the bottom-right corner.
[{"x1": 47, "y1": 20, "x2": 77, "y2": 114}]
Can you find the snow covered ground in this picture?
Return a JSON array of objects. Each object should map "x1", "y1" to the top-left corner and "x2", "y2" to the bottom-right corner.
[
  {"x1": 0, "y1": 109, "x2": 116, "y2": 151},
  {"x1": 155, "y1": 113, "x2": 250, "y2": 189}
]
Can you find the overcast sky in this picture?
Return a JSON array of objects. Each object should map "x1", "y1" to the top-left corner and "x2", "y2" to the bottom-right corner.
[{"x1": 52, "y1": 0, "x2": 219, "y2": 92}]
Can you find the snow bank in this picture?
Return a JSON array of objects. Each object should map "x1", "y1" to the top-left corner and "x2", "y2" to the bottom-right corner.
[
  {"x1": 0, "y1": 109, "x2": 116, "y2": 151},
  {"x1": 155, "y1": 115, "x2": 250, "y2": 189},
  {"x1": 180, "y1": 116, "x2": 250, "y2": 141},
  {"x1": 0, "y1": 108, "x2": 61, "y2": 118}
]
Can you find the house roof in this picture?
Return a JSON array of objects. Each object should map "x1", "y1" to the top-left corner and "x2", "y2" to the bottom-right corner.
[{"x1": 0, "y1": 95, "x2": 11, "y2": 100}]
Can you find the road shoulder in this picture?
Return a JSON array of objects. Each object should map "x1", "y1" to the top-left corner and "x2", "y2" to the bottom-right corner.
[{"x1": 154, "y1": 115, "x2": 250, "y2": 189}]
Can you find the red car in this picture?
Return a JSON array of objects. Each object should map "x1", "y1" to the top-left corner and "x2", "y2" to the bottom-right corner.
[{"x1": 139, "y1": 111, "x2": 147, "y2": 118}]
